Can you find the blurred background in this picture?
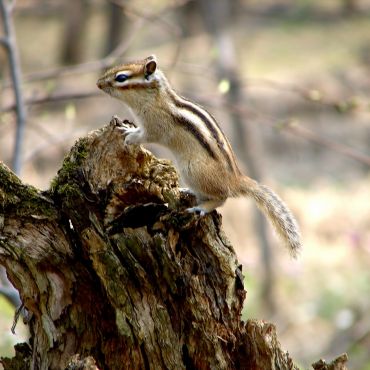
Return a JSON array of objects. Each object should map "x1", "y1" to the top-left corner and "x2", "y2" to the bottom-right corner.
[{"x1": 1, "y1": 0, "x2": 370, "y2": 368}]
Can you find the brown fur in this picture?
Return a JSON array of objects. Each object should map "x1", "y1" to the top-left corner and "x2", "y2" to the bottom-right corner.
[{"x1": 97, "y1": 56, "x2": 301, "y2": 255}]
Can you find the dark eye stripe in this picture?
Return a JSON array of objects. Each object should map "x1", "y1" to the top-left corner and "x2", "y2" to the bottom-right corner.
[{"x1": 115, "y1": 74, "x2": 128, "y2": 83}]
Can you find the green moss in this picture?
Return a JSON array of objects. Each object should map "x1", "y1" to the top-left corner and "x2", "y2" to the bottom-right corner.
[
  {"x1": 49, "y1": 177, "x2": 59, "y2": 193},
  {"x1": 56, "y1": 137, "x2": 88, "y2": 174},
  {"x1": 50, "y1": 137, "x2": 89, "y2": 196},
  {"x1": 55, "y1": 183, "x2": 81, "y2": 199},
  {"x1": 0, "y1": 164, "x2": 23, "y2": 201},
  {"x1": 0, "y1": 163, "x2": 56, "y2": 218},
  {"x1": 19, "y1": 194, "x2": 55, "y2": 219}
]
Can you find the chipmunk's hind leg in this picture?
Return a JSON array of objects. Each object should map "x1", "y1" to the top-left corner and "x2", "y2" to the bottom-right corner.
[{"x1": 187, "y1": 199, "x2": 225, "y2": 216}]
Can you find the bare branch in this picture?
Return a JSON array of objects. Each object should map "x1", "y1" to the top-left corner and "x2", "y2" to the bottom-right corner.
[
  {"x1": 8, "y1": 0, "x2": 16, "y2": 13},
  {"x1": 0, "y1": 89, "x2": 101, "y2": 113},
  {"x1": 108, "y1": 0, "x2": 184, "y2": 71},
  {"x1": 0, "y1": 36, "x2": 9, "y2": 49},
  {"x1": 284, "y1": 122, "x2": 370, "y2": 167},
  {"x1": 3, "y1": 85, "x2": 369, "y2": 168},
  {"x1": 12, "y1": 19, "x2": 145, "y2": 85},
  {"x1": 222, "y1": 101, "x2": 370, "y2": 167},
  {"x1": 245, "y1": 77, "x2": 367, "y2": 113},
  {"x1": 2, "y1": 0, "x2": 185, "y2": 86},
  {"x1": 23, "y1": 124, "x2": 89, "y2": 164},
  {"x1": 0, "y1": 0, "x2": 27, "y2": 175}
]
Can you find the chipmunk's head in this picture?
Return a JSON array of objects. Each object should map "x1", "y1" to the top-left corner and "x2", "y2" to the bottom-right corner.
[{"x1": 97, "y1": 55, "x2": 163, "y2": 108}]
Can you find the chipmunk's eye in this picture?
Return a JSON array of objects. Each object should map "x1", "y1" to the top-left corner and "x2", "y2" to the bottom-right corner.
[{"x1": 115, "y1": 74, "x2": 128, "y2": 83}]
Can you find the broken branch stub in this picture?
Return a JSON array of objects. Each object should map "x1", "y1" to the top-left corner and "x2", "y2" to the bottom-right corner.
[{"x1": 0, "y1": 117, "x2": 316, "y2": 369}]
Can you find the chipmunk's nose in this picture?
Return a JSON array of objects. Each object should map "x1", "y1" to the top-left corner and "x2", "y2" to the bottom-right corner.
[{"x1": 96, "y1": 78, "x2": 106, "y2": 90}]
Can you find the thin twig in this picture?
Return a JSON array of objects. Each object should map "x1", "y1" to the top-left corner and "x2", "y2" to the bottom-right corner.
[
  {"x1": 0, "y1": 0, "x2": 27, "y2": 175},
  {"x1": 285, "y1": 122, "x2": 370, "y2": 166},
  {"x1": 6, "y1": 18, "x2": 145, "y2": 85},
  {"x1": 2, "y1": 0, "x2": 186, "y2": 86},
  {"x1": 245, "y1": 77, "x2": 366, "y2": 113},
  {"x1": 0, "y1": 36, "x2": 9, "y2": 48},
  {"x1": 108, "y1": 0, "x2": 184, "y2": 74},
  {"x1": 0, "y1": 89, "x2": 101, "y2": 113},
  {"x1": 3, "y1": 84, "x2": 369, "y2": 168},
  {"x1": 23, "y1": 127, "x2": 89, "y2": 164},
  {"x1": 11, "y1": 303, "x2": 24, "y2": 334},
  {"x1": 226, "y1": 102, "x2": 370, "y2": 167}
]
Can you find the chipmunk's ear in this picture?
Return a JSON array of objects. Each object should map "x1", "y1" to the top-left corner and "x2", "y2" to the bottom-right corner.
[{"x1": 144, "y1": 56, "x2": 157, "y2": 79}]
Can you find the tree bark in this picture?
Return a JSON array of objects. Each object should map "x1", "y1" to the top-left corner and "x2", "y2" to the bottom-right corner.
[{"x1": 0, "y1": 117, "x2": 347, "y2": 369}]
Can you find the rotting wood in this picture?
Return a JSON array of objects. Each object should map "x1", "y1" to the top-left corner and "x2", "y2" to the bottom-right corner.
[{"x1": 0, "y1": 117, "x2": 347, "y2": 369}]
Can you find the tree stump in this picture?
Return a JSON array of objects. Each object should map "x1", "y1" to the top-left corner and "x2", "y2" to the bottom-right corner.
[{"x1": 0, "y1": 118, "x2": 347, "y2": 370}]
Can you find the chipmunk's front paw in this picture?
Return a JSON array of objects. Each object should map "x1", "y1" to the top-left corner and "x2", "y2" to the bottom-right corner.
[{"x1": 117, "y1": 125, "x2": 144, "y2": 145}]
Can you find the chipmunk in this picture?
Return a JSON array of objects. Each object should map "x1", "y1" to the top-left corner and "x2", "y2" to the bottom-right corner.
[{"x1": 97, "y1": 55, "x2": 301, "y2": 256}]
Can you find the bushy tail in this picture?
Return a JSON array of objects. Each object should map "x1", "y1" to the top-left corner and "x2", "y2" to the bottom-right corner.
[{"x1": 240, "y1": 177, "x2": 301, "y2": 257}]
